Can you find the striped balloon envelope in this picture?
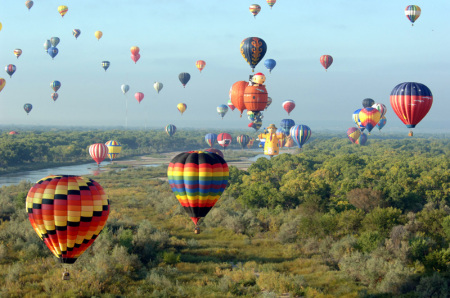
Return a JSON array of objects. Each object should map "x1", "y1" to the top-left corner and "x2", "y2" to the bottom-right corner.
[
  {"x1": 167, "y1": 151, "x2": 229, "y2": 228},
  {"x1": 89, "y1": 143, "x2": 108, "y2": 165},
  {"x1": 358, "y1": 108, "x2": 381, "y2": 134},
  {"x1": 320, "y1": 55, "x2": 333, "y2": 71},
  {"x1": 267, "y1": 0, "x2": 276, "y2": 9},
  {"x1": 356, "y1": 133, "x2": 368, "y2": 146},
  {"x1": 105, "y1": 140, "x2": 122, "y2": 161},
  {"x1": 372, "y1": 103, "x2": 387, "y2": 118},
  {"x1": 352, "y1": 108, "x2": 365, "y2": 131},
  {"x1": 290, "y1": 124, "x2": 312, "y2": 149},
  {"x1": 347, "y1": 127, "x2": 361, "y2": 144},
  {"x1": 249, "y1": 4, "x2": 261, "y2": 18},
  {"x1": 205, "y1": 133, "x2": 217, "y2": 147},
  {"x1": 405, "y1": 5, "x2": 421, "y2": 26},
  {"x1": 26, "y1": 175, "x2": 109, "y2": 264},
  {"x1": 227, "y1": 99, "x2": 235, "y2": 111},
  {"x1": 165, "y1": 124, "x2": 176, "y2": 137},
  {"x1": 237, "y1": 134, "x2": 250, "y2": 149}
]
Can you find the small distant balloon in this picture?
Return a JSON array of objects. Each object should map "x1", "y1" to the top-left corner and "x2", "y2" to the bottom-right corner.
[
  {"x1": 50, "y1": 80, "x2": 61, "y2": 92},
  {"x1": 130, "y1": 46, "x2": 140, "y2": 63},
  {"x1": 217, "y1": 104, "x2": 228, "y2": 119},
  {"x1": 25, "y1": 1, "x2": 33, "y2": 10},
  {"x1": 165, "y1": 124, "x2": 177, "y2": 137},
  {"x1": 196, "y1": 60, "x2": 206, "y2": 73},
  {"x1": 249, "y1": 4, "x2": 261, "y2": 18},
  {"x1": 177, "y1": 103, "x2": 187, "y2": 115},
  {"x1": 5, "y1": 64, "x2": 16, "y2": 78},
  {"x1": 264, "y1": 59, "x2": 276, "y2": 73},
  {"x1": 47, "y1": 47, "x2": 58, "y2": 59},
  {"x1": 0, "y1": 78, "x2": 6, "y2": 93},
  {"x1": 179, "y1": 72, "x2": 191, "y2": 87},
  {"x1": 320, "y1": 55, "x2": 333, "y2": 71},
  {"x1": 51, "y1": 93, "x2": 58, "y2": 102},
  {"x1": 227, "y1": 99, "x2": 235, "y2": 111},
  {"x1": 44, "y1": 40, "x2": 51, "y2": 52},
  {"x1": 14, "y1": 49, "x2": 22, "y2": 59},
  {"x1": 101, "y1": 61, "x2": 110, "y2": 71},
  {"x1": 154, "y1": 82, "x2": 163, "y2": 93},
  {"x1": 73, "y1": 29, "x2": 81, "y2": 39},
  {"x1": 24, "y1": 103, "x2": 33, "y2": 115},
  {"x1": 267, "y1": 0, "x2": 276, "y2": 9},
  {"x1": 95, "y1": 31, "x2": 103, "y2": 41},
  {"x1": 405, "y1": 5, "x2": 421, "y2": 26},
  {"x1": 282, "y1": 100, "x2": 295, "y2": 115},
  {"x1": 135, "y1": 92, "x2": 144, "y2": 103},
  {"x1": 121, "y1": 84, "x2": 129, "y2": 94},
  {"x1": 57, "y1": 5, "x2": 68, "y2": 17},
  {"x1": 377, "y1": 116, "x2": 387, "y2": 131}
]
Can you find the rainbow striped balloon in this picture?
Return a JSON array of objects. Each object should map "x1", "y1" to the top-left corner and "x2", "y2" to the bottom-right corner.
[
  {"x1": 27, "y1": 175, "x2": 109, "y2": 264},
  {"x1": 290, "y1": 124, "x2": 312, "y2": 149},
  {"x1": 405, "y1": 5, "x2": 421, "y2": 25},
  {"x1": 167, "y1": 151, "x2": 229, "y2": 226}
]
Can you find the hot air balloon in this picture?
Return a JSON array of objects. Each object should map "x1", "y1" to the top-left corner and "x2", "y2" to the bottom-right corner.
[
  {"x1": 282, "y1": 100, "x2": 295, "y2": 115},
  {"x1": 240, "y1": 37, "x2": 267, "y2": 72},
  {"x1": 179, "y1": 72, "x2": 190, "y2": 87},
  {"x1": 51, "y1": 80, "x2": 61, "y2": 92},
  {"x1": 51, "y1": 93, "x2": 58, "y2": 102},
  {"x1": 121, "y1": 84, "x2": 129, "y2": 94},
  {"x1": 372, "y1": 103, "x2": 387, "y2": 118},
  {"x1": 320, "y1": 55, "x2": 333, "y2": 71},
  {"x1": 167, "y1": 151, "x2": 229, "y2": 233},
  {"x1": 229, "y1": 81, "x2": 248, "y2": 116},
  {"x1": 247, "y1": 137, "x2": 255, "y2": 149},
  {"x1": 44, "y1": 40, "x2": 51, "y2": 52},
  {"x1": 94, "y1": 31, "x2": 103, "y2": 41},
  {"x1": 249, "y1": 4, "x2": 261, "y2": 18},
  {"x1": 24, "y1": 103, "x2": 32, "y2": 115},
  {"x1": 105, "y1": 140, "x2": 122, "y2": 161},
  {"x1": 248, "y1": 121, "x2": 262, "y2": 132},
  {"x1": 356, "y1": 133, "x2": 368, "y2": 146},
  {"x1": 26, "y1": 175, "x2": 109, "y2": 270},
  {"x1": 50, "y1": 37, "x2": 60, "y2": 47},
  {"x1": 244, "y1": 85, "x2": 268, "y2": 113},
  {"x1": 217, "y1": 133, "x2": 232, "y2": 148},
  {"x1": 73, "y1": 29, "x2": 81, "y2": 39},
  {"x1": 237, "y1": 135, "x2": 250, "y2": 149},
  {"x1": 47, "y1": 47, "x2": 58, "y2": 59},
  {"x1": 204, "y1": 148, "x2": 224, "y2": 159},
  {"x1": 0, "y1": 78, "x2": 5, "y2": 93},
  {"x1": 196, "y1": 60, "x2": 206, "y2": 73},
  {"x1": 0, "y1": 22, "x2": 2, "y2": 31},
  {"x1": 405, "y1": 5, "x2": 421, "y2": 26},
  {"x1": 267, "y1": 0, "x2": 276, "y2": 9},
  {"x1": 266, "y1": 97, "x2": 272, "y2": 110},
  {"x1": 154, "y1": 82, "x2": 163, "y2": 93},
  {"x1": 165, "y1": 124, "x2": 176, "y2": 137},
  {"x1": 377, "y1": 116, "x2": 387, "y2": 131},
  {"x1": 390, "y1": 82, "x2": 433, "y2": 135},
  {"x1": 135, "y1": 92, "x2": 144, "y2": 103},
  {"x1": 284, "y1": 136, "x2": 294, "y2": 148},
  {"x1": 264, "y1": 59, "x2": 276, "y2": 73},
  {"x1": 101, "y1": 61, "x2": 110, "y2": 71},
  {"x1": 8, "y1": 131, "x2": 18, "y2": 135},
  {"x1": 280, "y1": 119, "x2": 295, "y2": 135},
  {"x1": 5, "y1": 64, "x2": 16, "y2": 78},
  {"x1": 247, "y1": 111, "x2": 263, "y2": 123},
  {"x1": 276, "y1": 129, "x2": 286, "y2": 148},
  {"x1": 352, "y1": 108, "x2": 365, "y2": 131},
  {"x1": 290, "y1": 125, "x2": 312, "y2": 149},
  {"x1": 227, "y1": 99, "x2": 235, "y2": 111},
  {"x1": 14, "y1": 49, "x2": 22, "y2": 59},
  {"x1": 359, "y1": 108, "x2": 381, "y2": 134},
  {"x1": 57, "y1": 5, "x2": 68, "y2": 17},
  {"x1": 130, "y1": 46, "x2": 140, "y2": 63},
  {"x1": 25, "y1": 0, "x2": 33, "y2": 10},
  {"x1": 205, "y1": 133, "x2": 217, "y2": 147},
  {"x1": 89, "y1": 143, "x2": 108, "y2": 166},
  {"x1": 362, "y1": 98, "x2": 375, "y2": 108},
  {"x1": 217, "y1": 104, "x2": 228, "y2": 119},
  {"x1": 177, "y1": 103, "x2": 187, "y2": 115},
  {"x1": 347, "y1": 127, "x2": 361, "y2": 144}
]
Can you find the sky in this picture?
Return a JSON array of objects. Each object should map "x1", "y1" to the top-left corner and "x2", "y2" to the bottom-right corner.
[{"x1": 0, "y1": 0, "x2": 448, "y2": 134}]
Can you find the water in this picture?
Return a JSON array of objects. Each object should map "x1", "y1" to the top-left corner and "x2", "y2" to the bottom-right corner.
[{"x1": 248, "y1": 154, "x2": 270, "y2": 161}]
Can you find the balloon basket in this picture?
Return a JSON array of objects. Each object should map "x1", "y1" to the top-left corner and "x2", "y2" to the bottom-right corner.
[
  {"x1": 62, "y1": 269, "x2": 70, "y2": 281},
  {"x1": 194, "y1": 226, "x2": 201, "y2": 234}
]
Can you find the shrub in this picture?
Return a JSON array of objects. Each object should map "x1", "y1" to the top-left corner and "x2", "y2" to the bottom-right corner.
[
  {"x1": 347, "y1": 188, "x2": 384, "y2": 212},
  {"x1": 415, "y1": 272, "x2": 449, "y2": 298}
]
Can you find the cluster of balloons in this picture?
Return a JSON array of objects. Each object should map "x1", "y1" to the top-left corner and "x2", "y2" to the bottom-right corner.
[
  {"x1": 248, "y1": 1, "x2": 277, "y2": 18},
  {"x1": 45, "y1": 37, "x2": 60, "y2": 60},
  {"x1": 89, "y1": 140, "x2": 122, "y2": 166}
]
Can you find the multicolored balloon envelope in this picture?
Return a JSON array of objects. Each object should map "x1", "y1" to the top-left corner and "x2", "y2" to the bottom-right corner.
[
  {"x1": 204, "y1": 148, "x2": 224, "y2": 159},
  {"x1": 167, "y1": 151, "x2": 229, "y2": 227},
  {"x1": 26, "y1": 175, "x2": 109, "y2": 264},
  {"x1": 205, "y1": 133, "x2": 217, "y2": 147},
  {"x1": 165, "y1": 124, "x2": 176, "y2": 137},
  {"x1": 24, "y1": 103, "x2": 33, "y2": 115},
  {"x1": 347, "y1": 127, "x2": 361, "y2": 144},
  {"x1": 358, "y1": 107, "x2": 381, "y2": 134},
  {"x1": 377, "y1": 116, "x2": 387, "y2": 130},
  {"x1": 196, "y1": 60, "x2": 206, "y2": 72},
  {"x1": 227, "y1": 99, "x2": 235, "y2": 111},
  {"x1": 320, "y1": 55, "x2": 333, "y2": 71},
  {"x1": 217, "y1": 104, "x2": 228, "y2": 119},
  {"x1": 240, "y1": 37, "x2": 267, "y2": 72},
  {"x1": 356, "y1": 133, "x2": 368, "y2": 146},
  {"x1": 267, "y1": 0, "x2": 276, "y2": 9},
  {"x1": 249, "y1": 4, "x2": 261, "y2": 18},
  {"x1": 105, "y1": 140, "x2": 122, "y2": 161},
  {"x1": 405, "y1": 5, "x2": 421, "y2": 25},
  {"x1": 237, "y1": 135, "x2": 250, "y2": 148},
  {"x1": 390, "y1": 82, "x2": 432, "y2": 131},
  {"x1": 290, "y1": 124, "x2": 312, "y2": 149},
  {"x1": 217, "y1": 133, "x2": 232, "y2": 148}
]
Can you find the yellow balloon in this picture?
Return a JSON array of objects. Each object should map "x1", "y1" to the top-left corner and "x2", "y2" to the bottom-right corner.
[
  {"x1": 0, "y1": 78, "x2": 6, "y2": 93},
  {"x1": 95, "y1": 31, "x2": 103, "y2": 41},
  {"x1": 0, "y1": 22, "x2": 2, "y2": 31},
  {"x1": 177, "y1": 103, "x2": 187, "y2": 115},
  {"x1": 57, "y1": 5, "x2": 68, "y2": 17}
]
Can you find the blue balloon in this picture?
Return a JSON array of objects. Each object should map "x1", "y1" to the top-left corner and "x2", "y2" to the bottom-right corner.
[
  {"x1": 47, "y1": 47, "x2": 58, "y2": 59},
  {"x1": 264, "y1": 59, "x2": 277, "y2": 73},
  {"x1": 280, "y1": 119, "x2": 295, "y2": 135},
  {"x1": 205, "y1": 133, "x2": 217, "y2": 147},
  {"x1": 290, "y1": 125, "x2": 312, "y2": 149}
]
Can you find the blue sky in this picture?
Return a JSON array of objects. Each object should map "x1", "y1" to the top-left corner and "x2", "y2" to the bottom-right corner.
[{"x1": 0, "y1": 0, "x2": 448, "y2": 133}]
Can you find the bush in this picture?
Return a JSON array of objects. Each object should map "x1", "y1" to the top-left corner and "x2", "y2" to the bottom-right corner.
[{"x1": 415, "y1": 272, "x2": 449, "y2": 298}]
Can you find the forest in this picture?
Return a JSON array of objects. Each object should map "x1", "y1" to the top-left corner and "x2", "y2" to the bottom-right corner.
[{"x1": 0, "y1": 129, "x2": 449, "y2": 297}]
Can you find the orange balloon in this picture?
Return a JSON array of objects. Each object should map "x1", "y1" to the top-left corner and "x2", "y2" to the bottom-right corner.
[
  {"x1": 229, "y1": 81, "x2": 248, "y2": 116},
  {"x1": 130, "y1": 46, "x2": 140, "y2": 56},
  {"x1": 196, "y1": 60, "x2": 206, "y2": 72}
]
